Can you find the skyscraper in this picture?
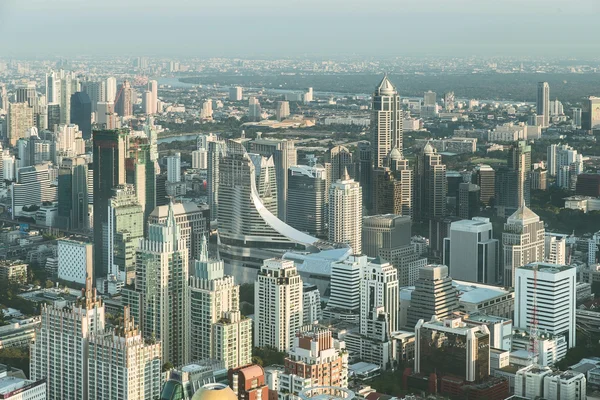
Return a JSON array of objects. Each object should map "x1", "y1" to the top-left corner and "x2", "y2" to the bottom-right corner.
[
  {"x1": 373, "y1": 168, "x2": 403, "y2": 216},
  {"x1": 537, "y1": 82, "x2": 550, "y2": 128},
  {"x1": 189, "y1": 238, "x2": 252, "y2": 369},
  {"x1": 59, "y1": 72, "x2": 75, "y2": 125},
  {"x1": 254, "y1": 258, "x2": 303, "y2": 352},
  {"x1": 415, "y1": 142, "x2": 447, "y2": 221},
  {"x1": 81, "y1": 80, "x2": 106, "y2": 112},
  {"x1": 457, "y1": 182, "x2": 480, "y2": 219},
  {"x1": 126, "y1": 138, "x2": 156, "y2": 225},
  {"x1": 371, "y1": 75, "x2": 402, "y2": 170},
  {"x1": 92, "y1": 129, "x2": 127, "y2": 281},
  {"x1": 287, "y1": 165, "x2": 327, "y2": 237},
  {"x1": 7, "y1": 102, "x2": 34, "y2": 147},
  {"x1": 357, "y1": 141, "x2": 373, "y2": 211},
  {"x1": 167, "y1": 152, "x2": 181, "y2": 183},
  {"x1": 105, "y1": 77, "x2": 117, "y2": 104},
  {"x1": 229, "y1": 86, "x2": 243, "y2": 101},
  {"x1": 115, "y1": 80, "x2": 134, "y2": 117},
  {"x1": 502, "y1": 205, "x2": 545, "y2": 287},
  {"x1": 149, "y1": 80, "x2": 158, "y2": 114},
  {"x1": 248, "y1": 96, "x2": 262, "y2": 121},
  {"x1": 360, "y1": 257, "x2": 399, "y2": 333},
  {"x1": 207, "y1": 139, "x2": 226, "y2": 220},
  {"x1": 70, "y1": 92, "x2": 92, "y2": 139},
  {"x1": 423, "y1": 90, "x2": 436, "y2": 106},
  {"x1": 329, "y1": 169, "x2": 362, "y2": 254},
  {"x1": 123, "y1": 202, "x2": 190, "y2": 366},
  {"x1": 57, "y1": 156, "x2": 88, "y2": 230},
  {"x1": 473, "y1": 164, "x2": 495, "y2": 207},
  {"x1": 275, "y1": 100, "x2": 290, "y2": 120},
  {"x1": 582, "y1": 96, "x2": 600, "y2": 132},
  {"x1": 328, "y1": 145, "x2": 353, "y2": 182}
]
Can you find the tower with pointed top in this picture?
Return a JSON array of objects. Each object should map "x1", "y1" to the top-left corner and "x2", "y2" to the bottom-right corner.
[
  {"x1": 122, "y1": 200, "x2": 190, "y2": 366},
  {"x1": 329, "y1": 168, "x2": 363, "y2": 254},
  {"x1": 414, "y1": 142, "x2": 447, "y2": 221},
  {"x1": 372, "y1": 75, "x2": 403, "y2": 170}
]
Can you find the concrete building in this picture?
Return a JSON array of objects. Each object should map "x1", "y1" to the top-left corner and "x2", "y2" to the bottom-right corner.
[
  {"x1": 537, "y1": 82, "x2": 550, "y2": 128},
  {"x1": 7, "y1": 102, "x2": 34, "y2": 147},
  {"x1": 324, "y1": 255, "x2": 365, "y2": 320},
  {"x1": 275, "y1": 101, "x2": 290, "y2": 121},
  {"x1": 515, "y1": 365, "x2": 552, "y2": 399},
  {"x1": 514, "y1": 262, "x2": 576, "y2": 348},
  {"x1": 57, "y1": 156, "x2": 88, "y2": 230},
  {"x1": 443, "y1": 217, "x2": 499, "y2": 285},
  {"x1": 287, "y1": 165, "x2": 327, "y2": 237},
  {"x1": 115, "y1": 80, "x2": 134, "y2": 117},
  {"x1": 11, "y1": 163, "x2": 58, "y2": 218},
  {"x1": 543, "y1": 370, "x2": 586, "y2": 400},
  {"x1": 254, "y1": 259, "x2": 303, "y2": 352},
  {"x1": 248, "y1": 97, "x2": 262, "y2": 121},
  {"x1": 57, "y1": 238, "x2": 93, "y2": 285},
  {"x1": 229, "y1": 86, "x2": 242, "y2": 102},
  {"x1": 0, "y1": 261, "x2": 27, "y2": 285},
  {"x1": 473, "y1": 164, "x2": 495, "y2": 206},
  {"x1": 327, "y1": 145, "x2": 354, "y2": 183},
  {"x1": 545, "y1": 233, "x2": 567, "y2": 265},
  {"x1": 228, "y1": 364, "x2": 269, "y2": 400},
  {"x1": 531, "y1": 168, "x2": 547, "y2": 190},
  {"x1": 582, "y1": 96, "x2": 600, "y2": 131},
  {"x1": 415, "y1": 142, "x2": 447, "y2": 221},
  {"x1": 166, "y1": 152, "x2": 181, "y2": 183},
  {"x1": 371, "y1": 76, "x2": 402, "y2": 169},
  {"x1": 0, "y1": 375, "x2": 46, "y2": 400},
  {"x1": 502, "y1": 205, "x2": 545, "y2": 287},
  {"x1": 361, "y1": 257, "x2": 399, "y2": 334},
  {"x1": 303, "y1": 283, "x2": 322, "y2": 325},
  {"x1": 329, "y1": 170, "x2": 362, "y2": 254}
]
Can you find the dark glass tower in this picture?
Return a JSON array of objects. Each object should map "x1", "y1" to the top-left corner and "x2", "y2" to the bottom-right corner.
[
  {"x1": 70, "y1": 91, "x2": 92, "y2": 139},
  {"x1": 57, "y1": 156, "x2": 88, "y2": 230}
]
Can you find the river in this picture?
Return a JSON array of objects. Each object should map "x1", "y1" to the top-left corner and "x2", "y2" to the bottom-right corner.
[{"x1": 157, "y1": 133, "x2": 199, "y2": 144}]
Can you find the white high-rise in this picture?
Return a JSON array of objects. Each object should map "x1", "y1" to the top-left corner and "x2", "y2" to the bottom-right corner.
[
  {"x1": 514, "y1": 262, "x2": 576, "y2": 348},
  {"x1": 105, "y1": 77, "x2": 117, "y2": 103},
  {"x1": 254, "y1": 258, "x2": 303, "y2": 352},
  {"x1": 189, "y1": 237, "x2": 252, "y2": 369},
  {"x1": 372, "y1": 75, "x2": 402, "y2": 169},
  {"x1": 537, "y1": 82, "x2": 550, "y2": 128},
  {"x1": 167, "y1": 152, "x2": 181, "y2": 183},
  {"x1": 328, "y1": 169, "x2": 362, "y2": 254},
  {"x1": 502, "y1": 205, "x2": 545, "y2": 287},
  {"x1": 149, "y1": 80, "x2": 158, "y2": 114},
  {"x1": 229, "y1": 86, "x2": 243, "y2": 101},
  {"x1": 545, "y1": 233, "x2": 567, "y2": 265},
  {"x1": 88, "y1": 307, "x2": 162, "y2": 400},
  {"x1": 360, "y1": 257, "x2": 399, "y2": 334},
  {"x1": 30, "y1": 279, "x2": 105, "y2": 400}
]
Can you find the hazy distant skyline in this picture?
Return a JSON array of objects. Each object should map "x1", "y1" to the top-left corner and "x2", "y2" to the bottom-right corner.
[{"x1": 1, "y1": 0, "x2": 599, "y2": 58}]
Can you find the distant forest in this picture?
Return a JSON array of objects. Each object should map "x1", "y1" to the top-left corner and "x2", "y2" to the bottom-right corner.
[{"x1": 181, "y1": 73, "x2": 600, "y2": 103}]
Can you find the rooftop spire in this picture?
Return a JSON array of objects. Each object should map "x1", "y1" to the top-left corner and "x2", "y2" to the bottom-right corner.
[
  {"x1": 199, "y1": 234, "x2": 208, "y2": 262},
  {"x1": 341, "y1": 166, "x2": 350, "y2": 181},
  {"x1": 376, "y1": 74, "x2": 396, "y2": 96}
]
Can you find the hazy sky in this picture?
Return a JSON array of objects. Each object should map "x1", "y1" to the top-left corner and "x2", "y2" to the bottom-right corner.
[{"x1": 1, "y1": 0, "x2": 599, "y2": 58}]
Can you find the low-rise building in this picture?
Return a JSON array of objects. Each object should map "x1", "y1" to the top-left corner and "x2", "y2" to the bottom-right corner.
[{"x1": 0, "y1": 261, "x2": 27, "y2": 284}]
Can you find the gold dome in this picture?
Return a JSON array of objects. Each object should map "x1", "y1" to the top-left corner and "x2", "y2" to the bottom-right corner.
[{"x1": 192, "y1": 383, "x2": 237, "y2": 400}]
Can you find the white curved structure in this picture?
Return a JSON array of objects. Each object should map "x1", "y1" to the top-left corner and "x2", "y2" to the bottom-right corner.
[{"x1": 299, "y1": 386, "x2": 355, "y2": 400}]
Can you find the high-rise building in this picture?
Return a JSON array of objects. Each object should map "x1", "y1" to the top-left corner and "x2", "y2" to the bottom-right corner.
[
  {"x1": 92, "y1": 129, "x2": 127, "y2": 281},
  {"x1": 106, "y1": 184, "x2": 144, "y2": 284},
  {"x1": 537, "y1": 82, "x2": 550, "y2": 128},
  {"x1": 123, "y1": 202, "x2": 190, "y2": 366},
  {"x1": 81, "y1": 80, "x2": 106, "y2": 113},
  {"x1": 362, "y1": 214, "x2": 426, "y2": 287},
  {"x1": 415, "y1": 142, "x2": 447, "y2": 221},
  {"x1": 275, "y1": 100, "x2": 290, "y2": 121},
  {"x1": 207, "y1": 139, "x2": 226, "y2": 220},
  {"x1": 57, "y1": 156, "x2": 88, "y2": 230},
  {"x1": 30, "y1": 279, "x2": 105, "y2": 400},
  {"x1": 200, "y1": 100, "x2": 213, "y2": 120},
  {"x1": 59, "y1": 72, "x2": 76, "y2": 125},
  {"x1": 357, "y1": 141, "x2": 373, "y2": 211},
  {"x1": 406, "y1": 265, "x2": 459, "y2": 329},
  {"x1": 115, "y1": 80, "x2": 134, "y2": 117},
  {"x1": 141, "y1": 90, "x2": 153, "y2": 114},
  {"x1": 105, "y1": 77, "x2": 117, "y2": 104},
  {"x1": 10, "y1": 163, "x2": 58, "y2": 218},
  {"x1": 254, "y1": 258, "x2": 303, "y2": 352},
  {"x1": 508, "y1": 140, "x2": 532, "y2": 208},
  {"x1": 582, "y1": 96, "x2": 600, "y2": 132},
  {"x1": 248, "y1": 96, "x2": 262, "y2": 121},
  {"x1": 287, "y1": 165, "x2": 327, "y2": 237},
  {"x1": 502, "y1": 205, "x2": 545, "y2": 287},
  {"x1": 371, "y1": 75, "x2": 402, "y2": 169},
  {"x1": 443, "y1": 218, "x2": 499, "y2": 285},
  {"x1": 360, "y1": 257, "x2": 399, "y2": 333},
  {"x1": 547, "y1": 143, "x2": 582, "y2": 178},
  {"x1": 57, "y1": 238, "x2": 93, "y2": 285},
  {"x1": 443, "y1": 91, "x2": 455, "y2": 111},
  {"x1": 372, "y1": 168, "x2": 408, "y2": 216},
  {"x1": 250, "y1": 135, "x2": 297, "y2": 222},
  {"x1": 88, "y1": 308, "x2": 162, "y2": 400},
  {"x1": 328, "y1": 145, "x2": 353, "y2": 182},
  {"x1": 415, "y1": 316, "x2": 490, "y2": 383},
  {"x1": 7, "y1": 102, "x2": 34, "y2": 146},
  {"x1": 328, "y1": 169, "x2": 362, "y2": 254},
  {"x1": 303, "y1": 283, "x2": 322, "y2": 325},
  {"x1": 189, "y1": 238, "x2": 252, "y2": 369},
  {"x1": 514, "y1": 262, "x2": 576, "y2": 348},
  {"x1": 228, "y1": 365, "x2": 269, "y2": 400},
  {"x1": 229, "y1": 86, "x2": 243, "y2": 101},
  {"x1": 95, "y1": 102, "x2": 119, "y2": 129},
  {"x1": 545, "y1": 233, "x2": 566, "y2": 265},
  {"x1": 149, "y1": 80, "x2": 158, "y2": 114},
  {"x1": 531, "y1": 168, "x2": 547, "y2": 190},
  {"x1": 45, "y1": 70, "x2": 61, "y2": 104},
  {"x1": 457, "y1": 182, "x2": 480, "y2": 219},
  {"x1": 70, "y1": 92, "x2": 92, "y2": 139},
  {"x1": 325, "y1": 255, "x2": 366, "y2": 319},
  {"x1": 423, "y1": 90, "x2": 436, "y2": 107},
  {"x1": 126, "y1": 138, "x2": 157, "y2": 225},
  {"x1": 572, "y1": 107, "x2": 582, "y2": 128},
  {"x1": 15, "y1": 82, "x2": 37, "y2": 108},
  {"x1": 543, "y1": 370, "x2": 587, "y2": 400},
  {"x1": 167, "y1": 152, "x2": 181, "y2": 183}
]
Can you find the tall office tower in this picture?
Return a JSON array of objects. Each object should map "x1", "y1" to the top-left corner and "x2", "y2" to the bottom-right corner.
[
  {"x1": 0, "y1": 84, "x2": 8, "y2": 112},
  {"x1": 362, "y1": 215, "x2": 426, "y2": 287},
  {"x1": 458, "y1": 182, "x2": 480, "y2": 219},
  {"x1": 189, "y1": 240, "x2": 252, "y2": 369},
  {"x1": 248, "y1": 96, "x2": 262, "y2": 121},
  {"x1": 514, "y1": 262, "x2": 576, "y2": 348},
  {"x1": 502, "y1": 205, "x2": 545, "y2": 287},
  {"x1": 371, "y1": 75, "x2": 402, "y2": 169},
  {"x1": 47, "y1": 103, "x2": 61, "y2": 130},
  {"x1": 106, "y1": 184, "x2": 144, "y2": 284},
  {"x1": 357, "y1": 140, "x2": 373, "y2": 210},
  {"x1": 250, "y1": 135, "x2": 297, "y2": 221},
  {"x1": 81, "y1": 80, "x2": 106, "y2": 112},
  {"x1": 88, "y1": 308, "x2": 162, "y2": 400},
  {"x1": 115, "y1": 80, "x2": 134, "y2": 117},
  {"x1": 423, "y1": 90, "x2": 436, "y2": 106},
  {"x1": 30, "y1": 279, "x2": 105, "y2": 400},
  {"x1": 473, "y1": 164, "x2": 495, "y2": 206},
  {"x1": 387, "y1": 154, "x2": 414, "y2": 218},
  {"x1": 124, "y1": 203, "x2": 190, "y2": 366},
  {"x1": 275, "y1": 100, "x2": 290, "y2": 121},
  {"x1": 45, "y1": 70, "x2": 61, "y2": 104},
  {"x1": 92, "y1": 129, "x2": 127, "y2": 281},
  {"x1": 547, "y1": 143, "x2": 582, "y2": 177},
  {"x1": 572, "y1": 107, "x2": 582, "y2": 128},
  {"x1": 414, "y1": 316, "x2": 490, "y2": 383},
  {"x1": 167, "y1": 152, "x2": 181, "y2": 182},
  {"x1": 126, "y1": 138, "x2": 156, "y2": 225},
  {"x1": 105, "y1": 77, "x2": 117, "y2": 103},
  {"x1": 328, "y1": 169, "x2": 363, "y2": 254},
  {"x1": 325, "y1": 255, "x2": 366, "y2": 319},
  {"x1": 360, "y1": 257, "x2": 399, "y2": 333},
  {"x1": 443, "y1": 91, "x2": 455, "y2": 111},
  {"x1": 141, "y1": 90, "x2": 153, "y2": 114},
  {"x1": 537, "y1": 82, "x2": 550, "y2": 128},
  {"x1": 582, "y1": 96, "x2": 600, "y2": 132},
  {"x1": 545, "y1": 233, "x2": 566, "y2": 265},
  {"x1": 373, "y1": 168, "x2": 404, "y2": 215},
  {"x1": 59, "y1": 73, "x2": 74, "y2": 125},
  {"x1": 95, "y1": 102, "x2": 119, "y2": 129},
  {"x1": 15, "y1": 81, "x2": 38, "y2": 107},
  {"x1": 229, "y1": 86, "x2": 243, "y2": 101},
  {"x1": 406, "y1": 265, "x2": 459, "y2": 329},
  {"x1": 303, "y1": 283, "x2": 322, "y2": 324},
  {"x1": 149, "y1": 202, "x2": 207, "y2": 262},
  {"x1": 55, "y1": 123, "x2": 85, "y2": 157},
  {"x1": 254, "y1": 258, "x2": 303, "y2": 352},
  {"x1": 70, "y1": 92, "x2": 92, "y2": 139},
  {"x1": 508, "y1": 140, "x2": 531, "y2": 208},
  {"x1": 415, "y1": 142, "x2": 447, "y2": 221},
  {"x1": 229, "y1": 365, "x2": 270, "y2": 400},
  {"x1": 200, "y1": 100, "x2": 213, "y2": 119},
  {"x1": 287, "y1": 165, "x2": 327, "y2": 237},
  {"x1": 57, "y1": 156, "x2": 88, "y2": 230},
  {"x1": 276, "y1": 328, "x2": 349, "y2": 397},
  {"x1": 328, "y1": 145, "x2": 353, "y2": 182},
  {"x1": 443, "y1": 217, "x2": 499, "y2": 285},
  {"x1": 7, "y1": 102, "x2": 34, "y2": 146},
  {"x1": 207, "y1": 140, "x2": 226, "y2": 220},
  {"x1": 11, "y1": 163, "x2": 58, "y2": 218},
  {"x1": 303, "y1": 87, "x2": 314, "y2": 103},
  {"x1": 531, "y1": 168, "x2": 547, "y2": 190},
  {"x1": 149, "y1": 80, "x2": 158, "y2": 114}
]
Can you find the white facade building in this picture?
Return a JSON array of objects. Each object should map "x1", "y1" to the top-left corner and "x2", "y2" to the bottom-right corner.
[
  {"x1": 515, "y1": 365, "x2": 552, "y2": 399},
  {"x1": 360, "y1": 257, "x2": 399, "y2": 334},
  {"x1": 254, "y1": 259, "x2": 303, "y2": 352},
  {"x1": 543, "y1": 370, "x2": 586, "y2": 400},
  {"x1": 57, "y1": 238, "x2": 93, "y2": 285},
  {"x1": 545, "y1": 233, "x2": 567, "y2": 265},
  {"x1": 192, "y1": 149, "x2": 208, "y2": 169},
  {"x1": 166, "y1": 152, "x2": 181, "y2": 183},
  {"x1": 328, "y1": 170, "x2": 362, "y2": 254},
  {"x1": 0, "y1": 376, "x2": 46, "y2": 400}
]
